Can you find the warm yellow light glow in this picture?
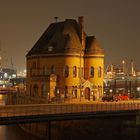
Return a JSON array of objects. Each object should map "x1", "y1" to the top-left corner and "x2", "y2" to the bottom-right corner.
[
  {"x1": 122, "y1": 60, "x2": 125, "y2": 64},
  {"x1": 0, "y1": 95, "x2": 3, "y2": 100}
]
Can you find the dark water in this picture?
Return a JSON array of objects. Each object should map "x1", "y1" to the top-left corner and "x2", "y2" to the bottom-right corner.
[
  {"x1": 0, "y1": 125, "x2": 42, "y2": 140},
  {"x1": 0, "y1": 96, "x2": 140, "y2": 140},
  {"x1": 0, "y1": 116, "x2": 140, "y2": 140},
  {"x1": 50, "y1": 117, "x2": 140, "y2": 140}
]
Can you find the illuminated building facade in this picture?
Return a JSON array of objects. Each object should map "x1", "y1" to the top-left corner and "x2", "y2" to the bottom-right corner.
[{"x1": 26, "y1": 16, "x2": 104, "y2": 101}]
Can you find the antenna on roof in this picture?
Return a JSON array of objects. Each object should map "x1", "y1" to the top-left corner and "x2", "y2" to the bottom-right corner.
[{"x1": 54, "y1": 17, "x2": 59, "y2": 22}]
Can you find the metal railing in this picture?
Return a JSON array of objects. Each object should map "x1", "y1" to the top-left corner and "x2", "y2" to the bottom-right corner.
[{"x1": 0, "y1": 102, "x2": 140, "y2": 118}]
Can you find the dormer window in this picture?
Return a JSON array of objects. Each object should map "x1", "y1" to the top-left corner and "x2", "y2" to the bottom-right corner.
[{"x1": 48, "y1": 46, "x2": 53, "y2": 52}]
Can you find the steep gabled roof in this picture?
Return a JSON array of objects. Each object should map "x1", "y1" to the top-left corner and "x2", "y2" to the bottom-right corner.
[{"x1": 26, "y1": 19, "x2": 83, "y2": 57}]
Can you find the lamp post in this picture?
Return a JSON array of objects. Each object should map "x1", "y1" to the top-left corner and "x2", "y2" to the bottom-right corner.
[{"x1": 122, "y1": 60, "x2": 126, "y2": 75}]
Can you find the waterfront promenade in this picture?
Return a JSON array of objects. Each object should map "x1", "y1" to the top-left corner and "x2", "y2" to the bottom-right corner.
[{"x1": 0, "y1": 100, "x2": 140, "y2": 118}]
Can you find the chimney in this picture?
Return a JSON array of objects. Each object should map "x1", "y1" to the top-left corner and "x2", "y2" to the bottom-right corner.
[
  {"x1": 54, "y1": 17, "x2": 59, "y2": 22},
  {"x1": 78, "y1": 16, "x2": 84, "y2": 30},
  {"x1": 78, "y1": 16, "x2": 85, "y2": 49}
]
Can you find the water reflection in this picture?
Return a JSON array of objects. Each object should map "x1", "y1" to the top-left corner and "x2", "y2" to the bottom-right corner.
[
  {"x1": 0, "y1": 95, "x2": 41, "y2": 140},
  {"x1": 0, "y1": 125, "x2": 42, "y2": 140}
]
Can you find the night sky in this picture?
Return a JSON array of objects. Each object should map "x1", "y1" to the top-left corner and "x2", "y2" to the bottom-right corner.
[{"x1": 0, "y1": 0, "x2": 140, "y2": 72}]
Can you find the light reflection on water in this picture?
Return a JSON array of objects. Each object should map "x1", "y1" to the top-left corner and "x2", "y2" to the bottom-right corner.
[
  {"x1": 0, "y1": 125, "x2": 41, "y2": 140},
  {"x1": 0, "y1": 95, "x2": 41, "y2": 140}
]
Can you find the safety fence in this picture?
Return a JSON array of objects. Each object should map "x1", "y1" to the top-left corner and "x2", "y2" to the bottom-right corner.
[{"x1": 0, "y1": 102, "x2": 140, "y2": 118}]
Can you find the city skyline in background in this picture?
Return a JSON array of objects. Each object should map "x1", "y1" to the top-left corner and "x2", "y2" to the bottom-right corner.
[{"x1": 0, "y1": 0, "x2": 140, "y2": 72}]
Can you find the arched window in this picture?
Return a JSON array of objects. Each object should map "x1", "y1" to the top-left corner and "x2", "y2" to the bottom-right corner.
[
  {"x1": 51, "y1": 65, "x2": 55, "y2": 74},
  {"x1": 33, "y1": 84, "x2": 38, "y2": 96},
  {"x1": 90, "y1": 66, "x2": 94, "y2": 77},
  {"x1": 73, "y1": 66, "x2": 77, "y2": 77},
  {"x1": 98, "y1": 66, "x2": 102, "y2": 78},
  {"x1": 64, "y1": 65, "x2": 69, "y2": 77}
]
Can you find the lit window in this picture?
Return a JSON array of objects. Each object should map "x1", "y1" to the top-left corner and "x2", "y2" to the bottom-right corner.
[
  {"x1": 90, "y1": 66, "x2": 94, "y2": 77},
  {"x1": 73, "y1": 66, "x2": 77, "y2": 77},
  {"x1": 12, "y1": 74, "x2": 16, "y2": 78},
  {"x1": 64, "y1": 65, "x2": 69, "y2": 77}
]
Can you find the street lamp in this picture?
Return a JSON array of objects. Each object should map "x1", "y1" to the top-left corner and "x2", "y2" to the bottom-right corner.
[
  {"x1": 109, "y1": 89, "x2": 113, "y2": 95},
  {"x1": 122, "y1": 60, "x2": 126, "y2": 74}
]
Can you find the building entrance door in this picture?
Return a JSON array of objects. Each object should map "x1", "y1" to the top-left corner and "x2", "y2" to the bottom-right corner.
[{"x1": 85, "y1": 87, "x2": 90, "y2": 100}]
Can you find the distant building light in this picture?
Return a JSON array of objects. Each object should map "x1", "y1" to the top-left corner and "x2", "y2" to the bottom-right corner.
[
  {"x1": 12, "y1": 74, "x2": 16, "y2": 78},
  {"x1": 57, "y1": 89, "x2": 60, "y2": 94},
  {"x1": 109, "y1": 89, "x2": 113, "y2": 93},
  {"x1": 137, "y1": 87, "x2": 140, "y2": 91},
  {"x1": 122, "y1": 60, "x2": 125, "y2": 64},
  {"x1": 81, "y1": 91, "x2": 84, "y2": 96},
  {"x1": 23, "y1": 69, "x2": 26, "y2": 73},
  {"x1": 3, "y1": 85, "x2": 5, "y2": 88},
  {"x1": 122, "y1": 77, "x2": 125, "y2": 80},
  {"x1": 4, "y1": 73, "x2": 8, "y2": 78}
]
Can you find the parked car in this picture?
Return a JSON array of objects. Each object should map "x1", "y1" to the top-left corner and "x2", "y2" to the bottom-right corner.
[
  {"x1": 117, "y1": 95, "x2": 129, "y2": 100},
  {"x1": 102, "y1": 95, "x2": 118, "y2": 102}
]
